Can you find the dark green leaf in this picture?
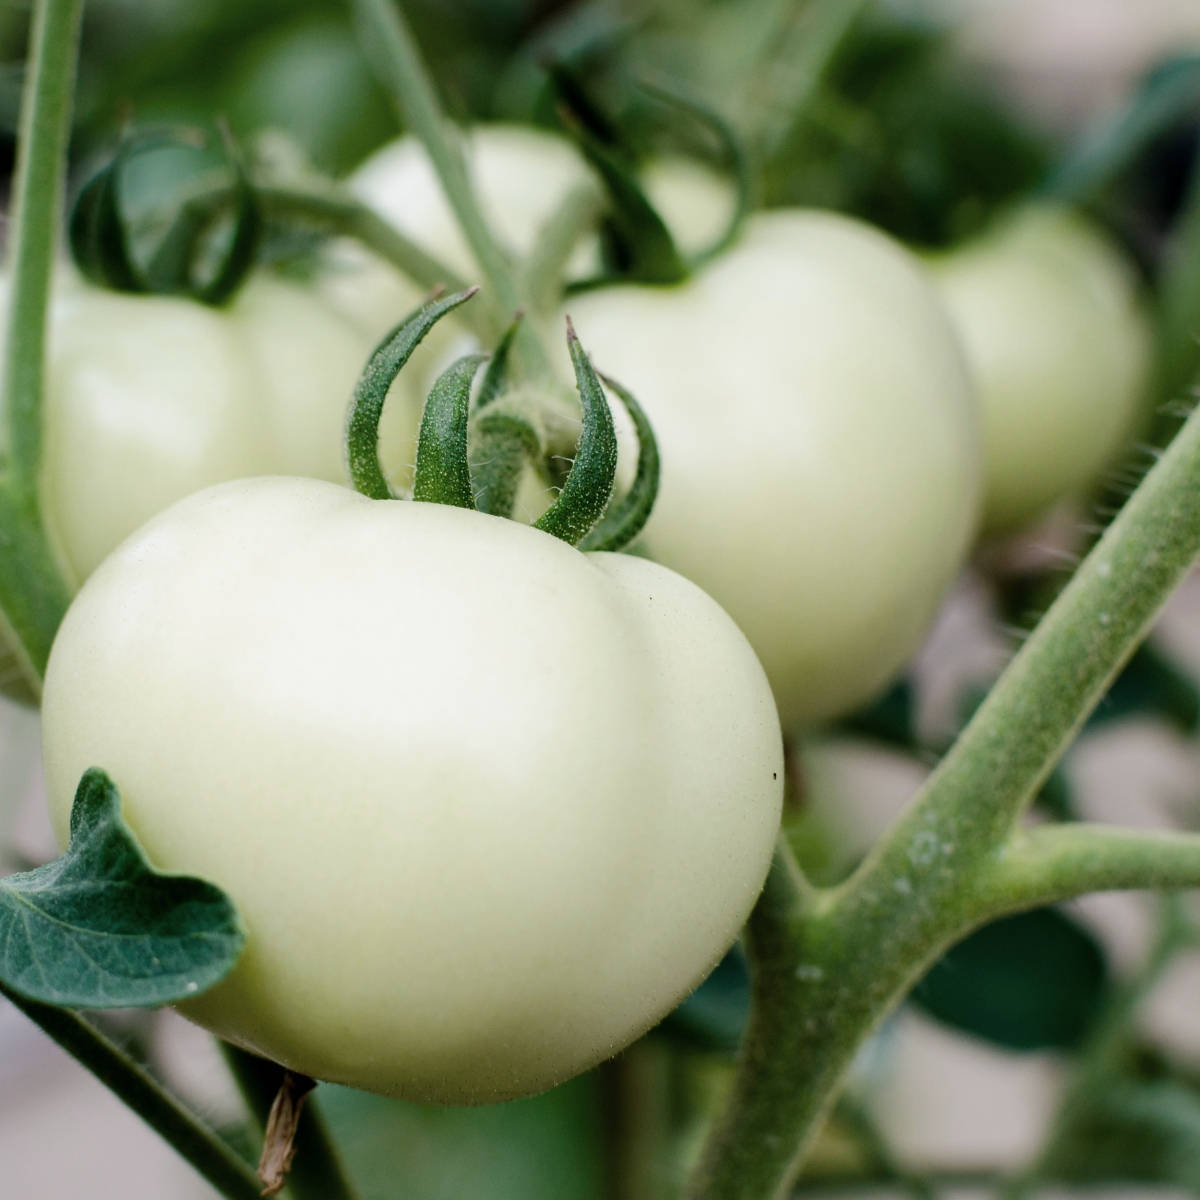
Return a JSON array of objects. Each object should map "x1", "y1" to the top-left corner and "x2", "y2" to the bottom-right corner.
[
  {"x1": 1046, "y1": 1081, "x2": 1200, "y2": 1191},
  {"x1": 1089, "y1": 639, "x2": 1200, "y2": 735},
  {"x1": 660, "y1": 946, "x2": 749, "y2": 1052},
  {"x1": 1044, "y1": 54, "x2": 1200, "y2": 205},
  {"x1": 0, "y1": 769, "x2": 244, "y2": 1008},
  {"x1": 836, "y1": 677, "x2": 916, "y2": 749},
  {"x1": 912, "y1": 907, "x2": 1107, "y2": 1051}
]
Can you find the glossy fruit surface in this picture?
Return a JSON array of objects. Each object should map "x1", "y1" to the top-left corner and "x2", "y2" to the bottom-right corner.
[
  {"x1": 41, "y1": 476, "x2": 783, "y2": 1101},
  {"x1": 564, "y1": 210, "x2": 981, "y2": 727},
  {"x1": 929, "y1": 206, "x2": 1150, "y2": 534}
]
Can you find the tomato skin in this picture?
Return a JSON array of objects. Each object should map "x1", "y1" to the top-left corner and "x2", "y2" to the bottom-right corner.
[
  {"x1": 40, "y1": 476, "x2": 783, "y2": 1103},
  {"x1": 929, "y1": 206, "x2": 1151, "y2": 535},
  {"x1": 563, "y1": 211, "x2": 981, "y2": 728},
  {"x1": 34, "y1": 273, "x2": 399, "y2": 584}
]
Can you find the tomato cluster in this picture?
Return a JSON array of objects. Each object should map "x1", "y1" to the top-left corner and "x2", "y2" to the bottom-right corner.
[{"x1": 30, "y1": 123, "x2": 1150, "y2": 1101}]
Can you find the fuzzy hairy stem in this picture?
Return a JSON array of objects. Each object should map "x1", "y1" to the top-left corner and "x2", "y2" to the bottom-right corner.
[{"x1": 688, "y1": 401, "x2": 1200, "y2": 1199}]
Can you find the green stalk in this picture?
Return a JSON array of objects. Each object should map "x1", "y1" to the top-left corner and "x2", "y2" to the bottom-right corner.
[
  {"x1": 255, "y1": 184, "x2": 501, "y2": 341},
  {"x1": 0, "y1": 0, "x2": 79, "y2": 685},
  {"x1": 1, "y1": 985, "x2": 262, "y2": 1200},
  {"x1": 2, "y1": 0, "x2": 82, "y2": 499},
  {"x1": 520, "y1": 182, "x2": 604, "y2": 316},
  {"x1": 688, "y1": 396, "x2": 1200, "y2": 1200},
  {"x1": 222, "y1": 1046, "x2": 360, "y2": 1200},
  {"x1": 349, "y1": 0, "x2": 518, "y2": 317}
]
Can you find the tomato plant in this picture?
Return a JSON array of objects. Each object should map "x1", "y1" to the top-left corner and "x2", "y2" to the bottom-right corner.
[
  {"x1": 5, "y1": 3, "x2": 1200, "y2": 1200},
  {"x1": 929, "y1": 205, "x2": 1151, "y2": 535}
]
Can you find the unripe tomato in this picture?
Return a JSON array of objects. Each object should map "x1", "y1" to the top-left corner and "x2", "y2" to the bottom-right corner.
[
  {"x1": 35, "y1": 273, "x2": 393, "y2": 583},
  {"x1": 40, "y1": 477, "x2": 783, "y2": 1102},
  {"x1": 564, "y1": 211, "x2": 981, "y2": 728},
  {"x1": 929, "y1": 206, "x2": 1150, "y2": 535}
]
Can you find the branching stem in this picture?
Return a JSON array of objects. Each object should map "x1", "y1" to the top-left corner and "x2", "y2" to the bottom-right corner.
[{"x1": 688, "y1": 398, "x2": 1200, "y2": 1199}]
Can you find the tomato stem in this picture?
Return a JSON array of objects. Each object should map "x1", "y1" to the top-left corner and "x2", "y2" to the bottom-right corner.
[
  {"x1": 255, "y1": 184, "x2": 502, "y2": 341},
  {"x1": 2, "y1": 0, "x2": 82, "y2": 501},
  {"x1": 0, "y1": 983, "x2": 264, "y2": 1200},
  {"x1": 349, "y1": 0, "x2": 518, "y2": 317},
  {"x1": 0, "y1": 0, "x2": 80, "y2": 687},
  {"x1": 687, "y1": 399, "x2": 1200, "y2": 1199},
  {"x1": 223, "y1": 1046, "x2": 361, "y2": 1200}
]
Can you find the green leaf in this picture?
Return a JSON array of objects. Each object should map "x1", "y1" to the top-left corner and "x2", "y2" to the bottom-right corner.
[
  {"x1": 660, "y1": 946, "x2": 749, "y2": 1052},
  {"x1": 1089, "y1": 639, "x2": 1200, "y2": 735},
  {"x1": 912, "y1": 907, "x2": 1107, "y2": 1052},
  {"x1": 1044, "y1": 53, "x2": 1200, "y2": 205},
  {"x1": 0, "y1": 768, "x2": 244, "y2": 1008},
  {"x1": 1047, "y1": 1081, "x2": 1200, "y2": 1191},
  {"x1": 836, "y1": 677, "x2": 916, "y2": 749}
]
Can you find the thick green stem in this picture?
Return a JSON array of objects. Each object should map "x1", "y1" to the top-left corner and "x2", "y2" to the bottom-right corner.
[
  {"x1": 2, "y1": 0, "x2": 83, "y2": 499},
  {"x1": 0, "y1": 0, "x2": 80, "y2": 688},
  {"x1": 222, "y1": 1045, "x2": 360, "y2": 1200},
  {"x1": 520, "y1": 182, "x2": 604, "y2": 316},
  {"x1": 349, "y1": 0, "x2": 518, "y2": 316},
  {"x1": 689, "y1": 401, "x2": 1200, "y2": 1200},
  {"x1": 256, "y1": 184, "x2": 500, "y2": 340},
  {"x1": 984, "y1": 825, "x2": 1200, "y2": 909},
  {"x1": 1, "y1": 985, "x2": 262, "y2": 1199}
]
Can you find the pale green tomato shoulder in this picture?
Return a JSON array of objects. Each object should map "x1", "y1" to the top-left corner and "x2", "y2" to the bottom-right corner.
[
  {"x1": 564, "y1": 209, "x2": 981, "y2": 728},
  {"x1": 41, "y1": 476, "x2": 783, "y2": 1102},
  {"x1": 36, "y1": 275, "x2": 384, "y2": 583},
  {"x1": 928, "y1": 204, "x2": 1151, "y2": 534}
]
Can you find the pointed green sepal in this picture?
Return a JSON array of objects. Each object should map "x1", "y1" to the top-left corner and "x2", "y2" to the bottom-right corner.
[
  {"x1": 412, "y1": 353, "x2": 488, "y2": 509},
  {"x1": 68, "y1": 151, "x2": 143, "y2": 293},
  {"x1": 548, "y1": 62, "x2": 688, "y2": 287},
  {"x1": 636, "y1": 80, "x2": 754, "y2": 268},
  {"x1": 578, "y1": 371, "x2": 659, "y2": 552},
  {"x1": 534, "y1": 320, "x2": 619, "y2": 546},
  {"x1": 475, "y1": 312, "x2": 523, "y2": 411},
  {"x1": 471, "y1": 410, "x2": 542, "y2": 518},
  {"x1": 345, "y1": 288, "x2": 479, "y2": 499},
  {"x1": 68, "y1": 126, "x2": 262, "y2": 306},
  {"x1": 0, "y1": 769, "x2": 245, "y2": 1009}
]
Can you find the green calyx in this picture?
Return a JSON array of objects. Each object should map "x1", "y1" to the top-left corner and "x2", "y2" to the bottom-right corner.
[
  {"x1": 69, "y1": 125, "x2": 261, "y2": 306},
  {"x1": 548, "y1": 61, "x2": 753, "y2": 290},
  {"x1": 344, "y1": 293, "x2": 659, "y2": 551}
]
